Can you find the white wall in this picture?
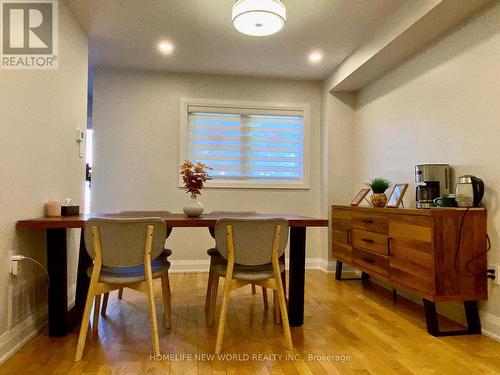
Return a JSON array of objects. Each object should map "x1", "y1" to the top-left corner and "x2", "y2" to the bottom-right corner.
[
  {"x1": 321, "y1": 86, "x2": 356, "y2": 261},
  {"x1": 91, "y1": 69, "x2": 326, "y2": 266},
  {"x1": 0, "y1": 2, "x2": 88, "y2": 361},
  {"x1": 350, "y1": 3, "x2": 500, "y2": 336}
]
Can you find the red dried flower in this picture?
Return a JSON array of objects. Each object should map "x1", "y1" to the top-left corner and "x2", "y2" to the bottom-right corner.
[{"x1": 180, "y1": 161, "x2": 212, "y2": 198}]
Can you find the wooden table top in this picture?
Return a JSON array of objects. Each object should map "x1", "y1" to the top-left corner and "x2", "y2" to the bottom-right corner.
[{"x1": 17, "y1": 212, "x2": 328, "y2": 230}]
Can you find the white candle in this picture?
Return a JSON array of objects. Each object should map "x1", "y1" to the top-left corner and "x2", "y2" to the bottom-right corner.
[{"x1": 46, "y1": 201, "x2": 61, "y2": 217}]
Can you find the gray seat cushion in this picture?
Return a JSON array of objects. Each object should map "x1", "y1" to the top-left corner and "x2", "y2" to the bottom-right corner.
[
  {"x1": 87, "y1": 259, "x2": 171, "y2": 284},
  {"x1": 212, "y1": 260, "x2": 285, "y2": 281}
]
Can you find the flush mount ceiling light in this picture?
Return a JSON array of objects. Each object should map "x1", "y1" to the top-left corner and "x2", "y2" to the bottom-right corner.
[
  {"x1": 232, "y1": 0, "x2": 286, "y2": 37},
  {"x1": 157, "y1": 40, "x2": 174, "y2": 55},
  {"x1": 308, "y1": 51, "x2": 323, "y2": 64}
]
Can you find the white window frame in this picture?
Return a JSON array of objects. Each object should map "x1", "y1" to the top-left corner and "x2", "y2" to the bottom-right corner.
[{"x1": 179, "y1": 97, "x2": 311, "y2": 189}]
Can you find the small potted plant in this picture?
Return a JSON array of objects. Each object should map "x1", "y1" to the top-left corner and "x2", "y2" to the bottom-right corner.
[
  {"x1": 180, "y1": 161, "x2": 212, "y2": 217},
  {"x1": 366, "y1": 177, "x2": 391, "y2": 207}
]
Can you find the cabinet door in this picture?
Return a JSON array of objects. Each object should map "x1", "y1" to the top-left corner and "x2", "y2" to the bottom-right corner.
[
  {"x1": 332, "y1": 209, "x2": 352, "y2": 262},
  {"x1": 388, "y1": 214, "x2": 435, "y2": 295}
]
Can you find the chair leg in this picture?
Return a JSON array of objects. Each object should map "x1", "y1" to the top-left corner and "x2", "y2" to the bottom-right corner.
[
  {"x1": 262, "y1": 287, "x2": 268, "y2": 309},
  {"x1": 92, "y1": 295, "x2": 101, "y2": 333},
  {"x1": 101, "y1": 292, "x2": 109, "y2": 317},
  {"x1": 161, "y1": 274, "x2": 172, "y2": 329},
  {"x1": 145, "y1": 274, "x2": 160, "y2": 355},
  {"x1": 215, "y1": 276, "x2": 232, "y2": 354},
  {"x1": 75, "y1": 283, "x2": 97, "y2": 361},
  {"x1": 273, "y1": 290, "x2": 281, "y2": 324},
  {"x1": 205, "y1": 269, "x2": 214, "y2": 313},
  {"x1": 251, "y1": 284, "x2": 256, "y2": 294},
  {"x1": 275, "y1": 276, "x2": 293, "y2": 350},
  {"x1": 118, "y1": 288, "x2": 123, "y2": 299},
  {"x1": 208, "y1": 275, "x2": 219, "y2": 327}
]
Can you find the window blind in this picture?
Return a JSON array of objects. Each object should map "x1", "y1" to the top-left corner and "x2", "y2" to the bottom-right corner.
[{"x1": 187, "y1": 105, "x2": 304, "y2": 184}]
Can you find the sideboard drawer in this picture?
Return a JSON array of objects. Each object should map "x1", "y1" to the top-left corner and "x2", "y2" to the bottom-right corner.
[
  {"x1": 352, "y1": 212, "x2": 388, "y2": 234},
  {"x1": 352, "y1": 248, "x2": 389, "y2": 277},
  {"x1": 351, "y1": 229, "x2": 388, "y2": 255}
]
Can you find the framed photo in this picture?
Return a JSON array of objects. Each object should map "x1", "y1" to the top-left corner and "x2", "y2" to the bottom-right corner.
[
  {"x1": 386, "y1": 183, "x2": 409, "y2": 208},
  {"x1": 351, "y1": 188, "x2": 371, "y2": 206}
]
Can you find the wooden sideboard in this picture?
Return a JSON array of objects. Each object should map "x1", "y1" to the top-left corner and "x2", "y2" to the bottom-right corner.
[{"x1": 331, "y1": 205, "x2": 488, "y2": 336}]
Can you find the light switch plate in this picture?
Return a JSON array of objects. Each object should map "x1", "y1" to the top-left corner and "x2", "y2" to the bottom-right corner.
[{"x1": 76, "y1": 128, "x2": 85, "y2": 143}]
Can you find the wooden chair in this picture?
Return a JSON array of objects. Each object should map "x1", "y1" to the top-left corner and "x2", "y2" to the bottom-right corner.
[
  {"x1": 207, "y1": 218, "x2": 292, "y2": 354},
  {"x1": 74, "y1": 218, "x2": 172, "y2": 361},
  {"x1": 100, "y1": 210, "x2": 173, "y2": 314},
  {"x1": 205, "y1": 211, "x2": 269, "y2": 314}
]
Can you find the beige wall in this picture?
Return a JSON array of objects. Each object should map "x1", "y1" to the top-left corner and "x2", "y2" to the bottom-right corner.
[
  {"x1": 0, "y1": 2, "x2": 88, "y2": 360},
  {"x1": 91, "y1": 69, "x2": 326, "y2": 264},
  {"x1": 349, "y1": 3, "x2": 500, "y2": 336}
]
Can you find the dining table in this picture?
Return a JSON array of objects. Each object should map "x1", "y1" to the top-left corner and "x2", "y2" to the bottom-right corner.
[{"x1": 17, "y1": 212, "x2": 328, "y2": 337}]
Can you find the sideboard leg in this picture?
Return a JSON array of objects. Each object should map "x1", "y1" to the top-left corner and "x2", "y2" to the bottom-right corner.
[
  {"x1": 464, "y1": 301, "x2": 481, "y2": 334},
  {"x1": 335, "y1": 261, "x2": 343, "y2": 280},
  {"x1": 423, "y1": 298, "x2": 481, "y2": 336},
  {"x1": 423, "y1": 299, "x2": 440, "y2": 336},
  {"x1": 335, "y1": 261, "x2": 369, "y2": 281}
]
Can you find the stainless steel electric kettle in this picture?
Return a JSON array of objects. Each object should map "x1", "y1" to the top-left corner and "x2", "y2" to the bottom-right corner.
[{"x1": 455, "y1": 175, "x2": 484, "y2": 207}]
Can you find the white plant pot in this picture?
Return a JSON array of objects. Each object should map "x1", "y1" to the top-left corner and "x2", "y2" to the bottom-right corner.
[{"x1": 183, "y1": 196, "x2": 204, "y2": 217}]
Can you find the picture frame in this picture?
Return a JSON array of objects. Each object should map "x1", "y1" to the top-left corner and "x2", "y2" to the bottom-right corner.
[
  {"x1": 386, "y1": 183, "x2": 409, "y2": 208},
  {"x1": 351, "y1": 188, "x2": 371, "y2": 206}
]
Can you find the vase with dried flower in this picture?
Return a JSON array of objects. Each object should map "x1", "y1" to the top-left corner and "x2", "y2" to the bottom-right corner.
[
  {"x1": 180, "y1": 161, "x2": 212, "y2": 217},
  {"x1": 366, "y1": 178, "x2": 391, "y2": 207}
]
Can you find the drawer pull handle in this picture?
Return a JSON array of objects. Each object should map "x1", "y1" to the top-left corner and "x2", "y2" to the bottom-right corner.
[
  {"x1": 362, "y1": 238, "x2": 374, "y2": 243},
  {"x1": 388, "y1": 237, "x2": 393, "y2": 255},
  {"x1": 346, "y1": 229, "x2": 352, "y2": 244},
  {"x1": 362, "y1": 257, "x2": 375, "y2": 264},
  {"x1": 362, "y1": 219, "x2": 373, "y2": 224}
]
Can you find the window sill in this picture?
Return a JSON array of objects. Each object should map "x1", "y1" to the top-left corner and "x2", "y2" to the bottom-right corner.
[{"x1": 178, "y1": 180, "x2": 310, "y2": 190}]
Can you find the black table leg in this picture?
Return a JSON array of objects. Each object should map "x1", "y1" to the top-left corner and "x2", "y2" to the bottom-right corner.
[
  {"x1": 46, "y1": 228, "x2": 92, "y2": 336},
  {"x1": 46, "y1": 228, "x2": 68, "y2": 336},
  {"x1": 288, "y1": 227, "x2": 306, "y2": 327},
  {"x1": 69, "y1": 229, "x2": 92, "y2": 327}
]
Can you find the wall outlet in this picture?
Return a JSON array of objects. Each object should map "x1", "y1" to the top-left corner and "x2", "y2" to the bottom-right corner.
[
  {"x1": 10, "y1": 259, "x2": 18, "y2": 276},
  {"x1": 488, "y1": 263, "x2": 500, "y2": 286},
  {"x1": 9, "y1": 254, "x2": 24, "y2": 276}
]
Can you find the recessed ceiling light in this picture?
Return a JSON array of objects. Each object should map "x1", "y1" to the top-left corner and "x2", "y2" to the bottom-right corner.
[
  {"x1": 232, "y1": 0, "x2": 286, "y2": 37},
  {"x1": 308, "y1": 51, "x2": 323, "y2": 64},
  {"x1": 157, "y1": 40, "x2": 175, "y2": 55}
]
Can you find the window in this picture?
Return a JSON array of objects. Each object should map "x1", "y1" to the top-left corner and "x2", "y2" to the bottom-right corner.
[{"x1": 180, "y1": 98, "x2": 310, "y2": 189}]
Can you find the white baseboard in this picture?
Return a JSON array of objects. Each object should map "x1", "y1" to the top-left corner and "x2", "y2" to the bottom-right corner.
[
  {"x1": 0, "y1": 305, "x2": 47, "y2": 364},
  {"x1": 305, "y1": 257, "x2": 337, "y2": 273},
  {"x1": 168, "y1": 259, "x2": 210, "y2": 273},
  {"x1": 169, "y1": 257, "x2": 336, "y2": 273},
  {"x1": 481, "y1": 312, "x2": 500, "y2": 341}
]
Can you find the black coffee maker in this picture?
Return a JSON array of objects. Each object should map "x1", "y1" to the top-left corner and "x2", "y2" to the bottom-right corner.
[{"x1": 415, "y1": 164, "x2": 450, "y2": 208}]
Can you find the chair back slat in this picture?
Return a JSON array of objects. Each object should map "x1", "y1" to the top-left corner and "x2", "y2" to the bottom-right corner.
[
  {"x1": 214, "y1": 218, "x2": 289, "y2": 265},
  {"x1": 85, "y1": 218, "x2": 166, "y2": 267}
]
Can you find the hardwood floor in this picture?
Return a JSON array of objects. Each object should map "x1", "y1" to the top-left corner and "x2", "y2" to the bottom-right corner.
[{"x1": 1, "y1": 271, "x2": 500, "y2": 374}]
